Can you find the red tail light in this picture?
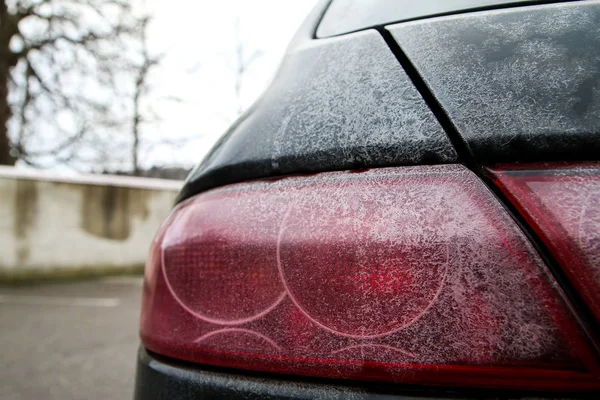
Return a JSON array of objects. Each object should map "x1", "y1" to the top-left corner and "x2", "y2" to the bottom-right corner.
[
  {"x1": 488, "y1": 162, "x2": 600, "y2": 323},
  {"x1": 141, "y1": 165, "x2": 600, "y2": 390}
]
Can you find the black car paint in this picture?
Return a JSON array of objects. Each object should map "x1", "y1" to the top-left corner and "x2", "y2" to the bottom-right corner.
[
  {"x1": 389, "y1": 0, "x2": 600, "y2": 164},
  {"x1": 179, "y1": 1, "x2": 600, "y2": 204},
  {"x1": 177, "y1": 30, "x2": 457, "y2": 203}
]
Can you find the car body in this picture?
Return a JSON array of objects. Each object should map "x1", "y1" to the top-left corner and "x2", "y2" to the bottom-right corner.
[{"x1": 135, "y1": 0, "x2": 600, "y2": 398}]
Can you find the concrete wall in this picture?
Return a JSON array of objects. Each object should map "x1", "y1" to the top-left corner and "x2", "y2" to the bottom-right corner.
[{"x1": 0, "y1": 166, "x2": 182, "y2": 281}]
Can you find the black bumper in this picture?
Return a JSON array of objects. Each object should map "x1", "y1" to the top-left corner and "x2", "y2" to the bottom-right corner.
[
  {"x1": 134, "y1": 347, "x2": 455, "y2": 400},
  {"x1": 134, "y1": 346, "x2": 591, "y2": 400}
]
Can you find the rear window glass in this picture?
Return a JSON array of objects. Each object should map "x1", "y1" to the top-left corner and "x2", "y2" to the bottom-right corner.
[{"x1": 317, "y1": 0, "x2": 542, "y2": 38}]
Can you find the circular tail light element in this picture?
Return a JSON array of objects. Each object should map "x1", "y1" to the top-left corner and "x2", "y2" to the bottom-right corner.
[{"x1": 141, "y1": 165, "x2": 600, "y2": 391}]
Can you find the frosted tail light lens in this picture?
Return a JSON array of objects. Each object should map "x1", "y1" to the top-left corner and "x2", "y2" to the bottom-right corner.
[
  {"x1": 488, "y1": 162, "x2": 600, "y2": 323},
  {"x1": 141, "y1": 165, "x2": 600, "y2": 390}
]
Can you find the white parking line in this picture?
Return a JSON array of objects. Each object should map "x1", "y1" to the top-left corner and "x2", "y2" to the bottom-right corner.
[{"x1": 0, "y1": 295, "x2": 121, "y2": 308}]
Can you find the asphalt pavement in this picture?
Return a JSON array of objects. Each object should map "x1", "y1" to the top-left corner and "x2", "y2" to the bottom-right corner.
[{"x1": 0, "y1": 276, "x2": 143, "y2": 400}]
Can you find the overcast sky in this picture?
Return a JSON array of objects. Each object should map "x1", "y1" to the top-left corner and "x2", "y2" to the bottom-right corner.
[{"x1": 140, "y1": 0, "x2": 319, "y2": 169}]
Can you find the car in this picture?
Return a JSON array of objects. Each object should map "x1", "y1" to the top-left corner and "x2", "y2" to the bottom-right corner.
[{"x1": 134, "y1": 0, "x2": 600, "y2": 398}]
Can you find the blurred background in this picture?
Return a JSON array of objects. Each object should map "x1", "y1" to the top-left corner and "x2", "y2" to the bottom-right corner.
[
  {"x1": 1, "y1": 0, "x2": 317, "y2": 175},
  {"x1": 0, "y1": 0, "x2": 317, "y2": 399}
]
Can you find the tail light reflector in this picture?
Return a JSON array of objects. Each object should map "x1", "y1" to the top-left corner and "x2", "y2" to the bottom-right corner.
[
  {"x1": 488, "y1": 162, "x2": 600, "y2": 322},
  {"x1": 141, "y1": 165, "x2": 599, "y2": 390}
]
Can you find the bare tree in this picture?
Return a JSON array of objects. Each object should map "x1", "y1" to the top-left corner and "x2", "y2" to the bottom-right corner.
[
  {"x1": 233, "y1": 16, "x2": 262, "y2": 116},
  {"x1": 126, "y1": 14, "x2": 198, "y2": 176},
  {"x1": 130, "y1": 15, "x2": 161, "y2": 175},
  {"x1": 0, "y1": 0, "x2": 139, "y2": 166}
]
